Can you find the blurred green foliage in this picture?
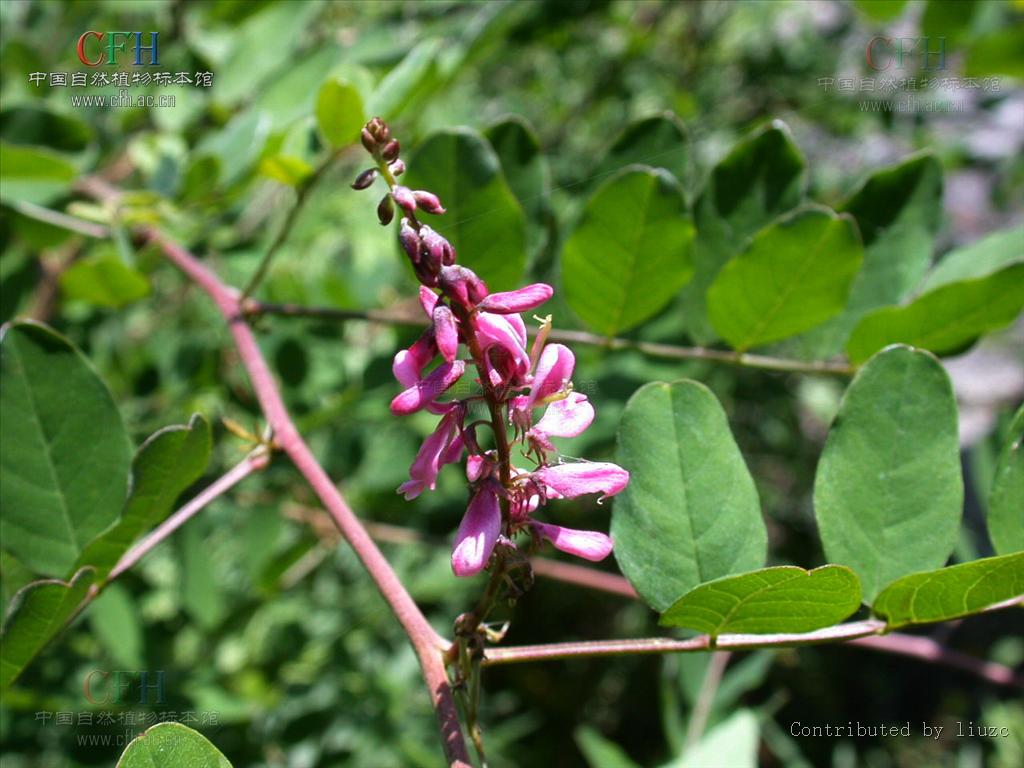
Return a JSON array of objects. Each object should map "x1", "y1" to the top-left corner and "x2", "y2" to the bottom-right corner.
[{"x1": 1, "y1": 1, "x2": 1022, "y2": 767}]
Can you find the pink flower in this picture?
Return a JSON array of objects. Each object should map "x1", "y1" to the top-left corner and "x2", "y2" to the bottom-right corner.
[
  {"x1": 474, "y1": 313, "x2": 531, "y2": 386},
  {"x1": 439, "y1": 265, "x2": 488, "y2": 309},
  {"x1": 531, "y1": 521, "x2": 613, "y2": 561},
  {"x1": 535, "y1": 462, "x2": 630, "y2": 501},
  {"x1": 432, "y1": 305, "x2": 459, "y2": 362},
  {"x1": 398, "y1": 409, "x2": 464, "y2": 500},
  {"x1": 527, "y1": 392, "x2": 594, "y2": 452},
  {"x1": 390, "y1": 360, "x2": 465, "y2": 415},
  {"x1": 419, "y1": 286, "x2": 439, "y2": 316},
  {"x1": 413, "y1": 190, "x2": 445, "y2": 214},
  {"x1": 477, "y1": 283, "x2": 554, "y2": 314},
  {"x1": 527, "y1": 343, "x2": 574, "y2": 407},
  {"x1": 451, "y1": 487, "x2": 502, "y2": 577},
  {"x1": 392, "y1": 331, "x2": 437, "y2": 388}
]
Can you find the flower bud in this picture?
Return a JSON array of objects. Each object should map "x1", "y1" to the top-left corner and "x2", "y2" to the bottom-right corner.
[
  {"x1": 439, "y1": 265, "x2": 489, "y2": 310},
  {"x1": 388, "y1": 159, "x2": 406, "y2": 176},
  {"x1": 412, "y1": 190, "x2": 445, "y2": 215},
  {"x1": 381, "y1": 139, "x2": 401, "y2": 162},
  {"x1": 366, "y1": 116, "x2": 390, "y2": 143},
  {"x1": 420, "y1": 226, "x2": 456, "y2": 271},
  {"x1": 399, "y1": 218, "x2": 421, "y2": 263},
  {"x1": 433, "y1": 304, "x2": 459, "y2": 362},
  {"x1": 351, "y1": 168, "x2": 378, "y2": 190},
  {"x1": 377, "y1": 194, "x2": 395, "y2": 226},
  {"x1": 391, "y1": 185, "x2": 418, "y2": 214},
  {"x1": 361, "y1": 128, "x2": 376, "y2": 153}
]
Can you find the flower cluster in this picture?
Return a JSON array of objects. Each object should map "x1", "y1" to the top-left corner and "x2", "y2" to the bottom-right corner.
[{"x1": 355, "y1": 118, "x2": 629, "y2": 577}]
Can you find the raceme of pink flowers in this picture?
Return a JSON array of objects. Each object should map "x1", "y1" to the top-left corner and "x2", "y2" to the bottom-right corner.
[{"x1": 355, "y1": 117, "x2": 629, "y2": 577}]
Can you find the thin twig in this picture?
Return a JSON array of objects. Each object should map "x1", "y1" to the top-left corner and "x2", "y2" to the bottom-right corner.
[
  {"x1": 243, "y1": 300, "x2": 856, "y2": 376},
  {"x1": 240, "y1": 149, "x2": 345, "y2": 300},
  {"x1": 108, "y1": 451, "x2": 269, "y2": 581},
  {"x1": 6, "y1": 199, "x2": 110, "y2": 239}
]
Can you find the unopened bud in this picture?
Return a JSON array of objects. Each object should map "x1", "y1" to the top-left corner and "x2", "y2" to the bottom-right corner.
[
  {"x1": 399, "y1": 218, "x2": 421, "y2": 262},
  {"x1": 377, "y1": 194, "x2": 395, "y2": 225},
  {"x1": 367, "y1": 117, "x2": 390, "y2": 143},
  {"x1": 388, "y1": 159, "x2": 406, "y2": 176},
  {"x1": 413, "y1": 190, "x2": 445, "y2": 215},
  {"x1": 381, "y1": 139, "x2": 400, "y2": 162},
  {"x1": 439, "y1": 265, "x2": 488, "y2": 309},
  {"x1": 361, "y1": 128, "x2": 376, "y2": 154},
  {"x1": 351, "y1": 168, "x2": 378, "y2": 190},
  {"x1": 421, "y1": 226, "x2": 456, "y2": 270},
  {"x1": 391, "y1": 185, "x2": 418, "y2": 214}
]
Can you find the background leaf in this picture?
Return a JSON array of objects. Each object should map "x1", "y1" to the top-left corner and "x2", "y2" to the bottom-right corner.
[
  {"x1": 485, "y1": 115, "x2": 549, "y2": 261},
  {"x1": 660, "y1": 565, "x2": 862, "y2": 637},
  {"x1": 404, "y1": 127, "x2": 526, "y2": 290},
  {"x1": 0, "y1": 141, "x2": 76, "y2": 205},
  {"x1": 88, "y1": 583, "x2": 143, "y2": 668},
  {"x1": 591, "y1": 112, "x2": 689, "y2": 193},
  {"x1": 366, "y1": 39, "x2": 442, "y2": 120},
  {"x1": 988, "y1": 405, "x2": 1024, "y2": 556},
  {"x1": 562, "y1": 168, "x2": 694, "y2": 336},
  {"x1": 872, "y1": 553, "x2": 1024, "y2": 629},
  {"x1": 792, "y1": 152, "x2": 943, "y2": 357},
  {"x1": 315, "y1": 78, "x2": 365, "y2": 149},
  {"x1": 813, "y1": 345, "x2": 962, "y2": 601},
  {"x1": 679, "y1": 121, "x2": 806, "y2": 343},
  {"x1": 0, "y1": 322, "x2": 132, "y2": 576},
  {"x1": 707, "y1": 206, "x2": 862, "y2": 351},
  {"x1": 845, "y1": 263, "x2": 1024, "y2": 363},
  {"x1": 917, "y1": 224, "x2": 1024, "y2": 293},
  {"x1": 117, "y1": 722, "x2": 232, "y2": 768},
  {"x1": 0, "y1": 567, "x2": 94, "y2": 690},
  {"x1": 75, "y1": 415, "x2": 212, "y2": 581},
  {"x1": 613, "y1": 381, "x2": 766, "y2": 612},
  {"x1": 58, "y1": 254, "x2": 150, "y2": 309},
  {"x1": 673, "y1": 710, "x2": 760, "y2": 768}
]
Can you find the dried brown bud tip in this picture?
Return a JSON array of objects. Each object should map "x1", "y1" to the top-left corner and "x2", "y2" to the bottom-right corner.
[
  {"x1": 377, "y1": 194, "x2": 395, "y2": 226},
  {"x1": 351, "y1": 168, "x2": 378, "y2": 190},
  {"x1": 388, "y1": 159, "x2": 406, "y2": 176}
]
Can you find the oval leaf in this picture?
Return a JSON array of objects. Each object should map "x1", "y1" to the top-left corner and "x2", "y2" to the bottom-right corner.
[
  {"x1": 562, "y1": 168, "x2": 694, "y2": 336},
  {"x1": 660, "y1": 565, "x2": 862, "y2": 637},
  {"x1": 873, "y1": 553, "x2": 1024, "y2": 629},
  {"x1": 680, "y1": 121, "x2": 806, "y2": 343},
  {"x1": 0, "y1": 141, "x2": 77, "y2": 205},
  {"x1": 814, "y1": 345, "x2": 963, "y2": 601},
  {"x1": 315, "y1": 78, "x2": 365, "y2": 149},
  {"x1": 707, "y1": 206, "x2": 862, "y2": 351},
  {"x1": 917, "y1": 224, "x2": 1024, "y2": 293},
  {"x1": 485, "y1": 115, "x2": 549, "y2": 260},
  {"x1": 988, "y1": 405, "x2": 1024, "y2": 556},
  {"x1": 117, "y1": 722, "x2": 232, "y2": 768},
  {"x1": 0, "y1": 321, "x2": 132, "y2": 576},
  {"x1": 592, "y1": 112, "x2": 689, "y2": 193},
  {"x1": 0, "y1": 567, "x2": 94, "y2": 690},
  {"x1": 59, "y1": 254, "x2": 151, "y2": 309},
  {"x1": 613, "y1": 380, "x2": 766, "y2": 612},
  {"x1": 845, "y1": 263, "x2": 1024, "y2": 363},
  {"x1": 75, "y1": 415, "x2": 212, "y2": 581},
  {"x1": 404, "y1": 128, "x2": 526, "y2": 290}
]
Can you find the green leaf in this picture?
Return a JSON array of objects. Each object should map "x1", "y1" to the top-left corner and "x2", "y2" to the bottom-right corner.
[
  {"x1": 0, "y1": 567, "x2": 94, "y2": 690},
  {"x1": 845, "y1": 263, "x2": 1024, "y2": 363},
  {"x1": 873, "y1": 553, "x2": 1024, "y2": 629},
  {"x1": 180, "y1": 522, "x2": 227, "y2": 630},
  {"x1": 707, "y1": 206, "x2": 862, "y2": 351},
  {"x1": 117, "y1": 722, "x2": 232, "y2": 768},
  {"x1": 613, "y1": 381, "x2": 766, "y2": 612},
  {"x1": 0, "y1": 141, "x2": 77, "y2": 205},
  {"x1": 673, "y1": 710, "x2": 760, "y2": 768},
  {"x1": 853, "y1": 0, "x2": 908, "y2": 21},
  {"x1": 918, "y1": 224, "x2": 1024, "y2": 293},
  {"x1": 258, "y1": 154, "x2": 313, "y2": 187},
  {"x1": 484, "y1": 115, "x2": 549, "y2": 259},
  {"x1": 593, "y1": 112, "x2": 689, "y2": 192},
  {"x1": 315, "y1": 78, "x2": 365, "y2": 149},
  {"x1": 88, "y1": 583, "x2": 142, "y2": 668},
  {"x1": 680, "y1": 121, "x2": 806, "y2": 343},
  {"x1": 59, "y1": 254, "x2": 151, "y2": 309},
  {"x1": 75, "y1": 415, "x2": 212, "y2": 581},
  {"x1": 562, "y1": 168, "x2": 694, "y2": 336},
  {"x1": 366, "y1": 39, "x2": 442, "y2": 120},
  {"x1": 0, "y1": 322, "x2": 132, "y2": 577},
  {"x1": 814, "y1": 345, "x2": 963, "y2": 601},
  {"x1": 921, "y1": 0, "x2": 976, "y2": 46},
  {"x1": 988, "y1": 406, "x2": 1024, "y2": 556},
  {"x1": 404, "y1": 128, "x2": 526, "y2": 290},
  {"x1": 966, "y1": 27, "x2": 1024, "y2": 78},
  {"x1": 794, "y1": 152, "x2": 943, "y2": 357},
  {"x1": 660, "y1": 565, "x2": 862, "y2": 637},
  {"x1": 575, "y1": 727, "x2": 642, "y2": 768}
]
